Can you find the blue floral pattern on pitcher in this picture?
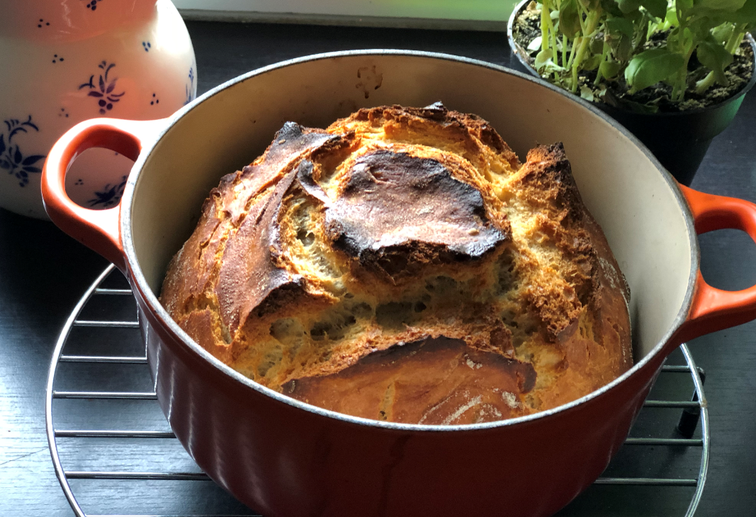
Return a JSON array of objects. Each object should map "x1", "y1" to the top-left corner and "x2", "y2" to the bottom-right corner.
[
  {"x1": 88, "y1": 174, "x2": 127, "y2": 208},
  {"x1": 0, "y1": 116, "x2": 45, "y2": 187},
  {"x1": 84, "y1": 0, "x2": 103, "y2": 11},
  {"x1": 79, "y1": 61, "x2": 125, "y2": 114},
  {"x1": 185, "y1": 66, "x2": 195, "y2": 105}
]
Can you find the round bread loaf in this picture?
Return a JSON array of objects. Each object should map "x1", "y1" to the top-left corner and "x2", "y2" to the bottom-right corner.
[{"x1": 160, "y1": 103, "x2": 632, "y2": 425}]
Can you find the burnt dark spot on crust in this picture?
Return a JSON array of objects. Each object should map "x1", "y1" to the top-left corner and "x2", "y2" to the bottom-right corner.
[
  {"x1": 324, "y1": 149, "x2": 508, "y2": 278},
  {"x1": 295, "y1": 160, "x2": 331, "y2": 205},
  {"x1": 253, "y1": 280, "x2": 306, "y2": 318},
  {"x1": 263, "y1": 122, "x2": 336, "y2": 167},
  {"x1": 517, "y1": 143, "x2": 583, "y2": 217},
  {"x1": 234, "y1": 123, "x2": 338, "y2": 204},
  {"x1": 472, "y1": 122, "x2": 510, "y2": 155}
]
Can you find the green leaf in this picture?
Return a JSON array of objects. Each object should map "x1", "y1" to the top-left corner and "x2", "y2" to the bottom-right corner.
[
  {"x1": 622, "y1": 8, "x2": 645, "y2": 25},
  {"x1": 590, "y1": 35, "x2": 605, "y2": 54},
  {"x1": 584, "y1": 54, "x2": 604, "y2": 70},
  {"x1": 711, "y1": 22, "x2": 734, "y2": 44},
  {"x1": 687, "y1": 17, "x2": 720, "y2": 42},
  {"x1": 599, "y1": 58, "x2": 623, "y2": 78},
  {"x1": 535, "y1": 49, "x2": 554, "y2": 70},
  {"x1": 606, "y1": 30, "x2": 634, "y2": 61},
  {"x1": 559, "y1": 0, "x2": 582, "y2": 38},
  {"x1": 602, "y1": 0, "x2": 625, "y2": 16},
  {"x1": 581, "y1": 0, "x2": 602, "y2": 10},
  {"x1": 605, "y1": 16, "x2": 636, "y2": 36},
  {"x1": 580, "y1": 85, "x2": 596, "y2": 101},
  {"x1": 693, "y1": 0, "x2": 746, "y2": 11},
  {"x1": 640, "y1": 0, "x2": 668, "y2": 18},
  {"x1": 697, "y1": 38, "x2": 734, "y2": 84},
  {"x1": 721, "y1": 0, "x2": 756, "y2": 22},
  {"x1": 666, "y1": 6, "x2": 679, "y2": 24},
  {"x1": 617, "y1": 0, "x2": 642, "y2": 12},
  {"x1": 625, "y1": 47, "x2": 686, "y2": 91},
  {"x1": 666, "y1": 26, "x2": 694, "y2": 54}
]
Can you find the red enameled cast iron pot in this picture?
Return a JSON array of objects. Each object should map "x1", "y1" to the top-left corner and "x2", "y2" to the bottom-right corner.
[{"x1": 41, "y1": 51, "x2": 756, "y2": 517}]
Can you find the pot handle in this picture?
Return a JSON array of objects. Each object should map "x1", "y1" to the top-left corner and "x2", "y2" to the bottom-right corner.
[
  {"x1": 41, "y1": 118, "x2": 166, "y2": 271},
  {"x1": 676, "y1": 184, "x2": 756, "y2": 342}
]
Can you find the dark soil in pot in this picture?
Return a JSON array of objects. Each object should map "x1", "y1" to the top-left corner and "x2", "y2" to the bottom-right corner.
[{"x1": 508, "y1": 1, "x2": 756, "y2": 185}]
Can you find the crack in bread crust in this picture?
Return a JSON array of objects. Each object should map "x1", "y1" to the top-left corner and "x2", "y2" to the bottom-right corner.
[{"x1": 160, "y1": 103, "x2": 632, "y2": 425}]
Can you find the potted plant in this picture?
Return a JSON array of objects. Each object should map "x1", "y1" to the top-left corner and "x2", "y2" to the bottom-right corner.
[{"x1": 508, "y1": 0, "x2": 756, "y2": 184}]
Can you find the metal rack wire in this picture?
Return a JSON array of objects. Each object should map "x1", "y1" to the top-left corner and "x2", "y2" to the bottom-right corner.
[{"x1": 46, "y1": 265, "x2": 710, "y2": 517}]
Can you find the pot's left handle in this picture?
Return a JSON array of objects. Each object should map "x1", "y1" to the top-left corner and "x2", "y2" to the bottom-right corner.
[
  {"x1": 42, "y1": 118, "x2": 166, "y2": 271},
  {"x1": 676, "y1": 184, "x2": 756, "y2": 342}
]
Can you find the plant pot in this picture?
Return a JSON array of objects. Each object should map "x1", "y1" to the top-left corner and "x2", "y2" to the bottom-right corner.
[{"x1": 506, "y1": 0, "x2": 756, "y2": 186}]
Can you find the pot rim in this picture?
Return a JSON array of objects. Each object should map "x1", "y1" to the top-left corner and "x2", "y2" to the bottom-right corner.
[
  {"x1": 120, "y1": 48, "x2": 700, "y2": 433},
  {"x1": 506, "y1": 0, "x2": 756, "y2": 117}
]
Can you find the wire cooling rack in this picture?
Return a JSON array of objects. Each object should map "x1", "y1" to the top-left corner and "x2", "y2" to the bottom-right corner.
[{"x1": 46, "y1": 265, "x2": 710, "y2": 517}]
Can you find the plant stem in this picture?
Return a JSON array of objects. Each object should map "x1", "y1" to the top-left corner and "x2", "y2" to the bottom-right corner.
[
  {"x1": 572, "y1": 37, "x2": 590, "y2": 92},
  {"x1": 695, "y1": 70, "x2": 717, "y2": 95},
  {"x1": 570, "y1": 8, "x2": 603, "y2": 93},
  {"x1": 560, "y1": 35, "x2": 566, "y2": 67},
  {"x1": 595, "y1": 42, "x2": 610, "y2": 85},
  {"x1": 567, "y1": 35, "x2": 578, "y2": 69},
  {"x1": 541, "y1": 0, "x2": 551, "y2": 53},
  {"x1": 671, "y1": 45, "x2": 696, "y2": 102},
  {"x1": 540, "y1": 0, "x2": 561, "y2": 73},
  {"x1": 550, "y1": 17, "x2": 560, "y2": 62},
  {"x1": 725, "y1": 24, "x2": 747, "y2": 54}
]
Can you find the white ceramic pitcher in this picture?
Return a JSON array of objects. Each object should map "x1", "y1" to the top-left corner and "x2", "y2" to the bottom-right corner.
[{"x1": 0, "y1": 0, "x2": 196, "y2": 219}]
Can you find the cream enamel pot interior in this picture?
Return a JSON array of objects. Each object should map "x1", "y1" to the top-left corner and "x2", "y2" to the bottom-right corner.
[{"x1": 41, "y1": 50, "x2": 756, "y2": 517}]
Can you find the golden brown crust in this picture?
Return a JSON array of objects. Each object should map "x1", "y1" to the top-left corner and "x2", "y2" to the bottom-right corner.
[
  {"x1": 284, "y1": 337, "x2": 536, "y2": 425},
  {"x1": 159, "y1": 103, "x2": 632, "y2": 424}
]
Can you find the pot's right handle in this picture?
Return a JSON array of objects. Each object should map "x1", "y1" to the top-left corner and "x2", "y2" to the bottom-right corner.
[
  {"x1": 676, "y1": 184, "x2": 756, "y2": 342},
  {"x1": 42, "y1": 118, "x2": 166, "y2": 271}
]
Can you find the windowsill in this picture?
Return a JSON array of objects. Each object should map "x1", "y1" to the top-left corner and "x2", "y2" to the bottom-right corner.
[{"x1": 173, "y1": 0, "x2": 517, "y2": 30}]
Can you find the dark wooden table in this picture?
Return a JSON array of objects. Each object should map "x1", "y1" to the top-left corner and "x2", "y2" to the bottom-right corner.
[{"x1": 2, "y1": 20, "x2": 755, "y2": 517}]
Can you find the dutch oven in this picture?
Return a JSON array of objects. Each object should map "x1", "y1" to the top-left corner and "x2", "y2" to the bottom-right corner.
[{"x1": 40, "y1": 50, "x2": 756, "y2": 517}]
